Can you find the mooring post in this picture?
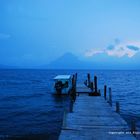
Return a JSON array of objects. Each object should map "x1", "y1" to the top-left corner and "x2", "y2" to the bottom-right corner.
[
  {"x1": 71, "y1": 85, "x2": 76, "y2": 102},
  {"x1": 90, "y1": 82, "x2": 93, "y2": 91},
  {"x1": 87, "y1": 73, "x2": 91, "y2": 88},
  {"x1": 94, "y1": 76, "x2": 97, "y2": 93},
  {"x1": 116, "y1": 101, "x2": 120, "y2": 113},
  {"x1": 69, "y1": 100, "x2": 74, "y2": 113},
  {"x1": 71, "y1": 74, "x2": 76, "y2": 101},
  {"x1": 75, "y1": 73, "x2": 77, "y2": 88},
  {"x1": 72, "y1": 75, "x2": 74, "y2": 87},
  {"x1": 131, "y1": 120, "x2": 136, "y2": 136},
  {"x1": 74, "y1": 87, "x2": 76, "y2": 101},
  {"x1": 104, "y1": 85, "x2": 107, "y2": 100},
  {"x1": 84, "y1": 80, "x2": 87, "y2": 86},
  {"x1": 74, "y1": 74, "x2": 77, "y2": 99},
  {"x1": 109, "y1": 87, "x2": 112, "y2": 106},
  {"x1": 98, "y1": 89, "x2": 101, "y2": 95},
  {"x1": 72, "y1": 74, "x2": 76, "y2": 88}
]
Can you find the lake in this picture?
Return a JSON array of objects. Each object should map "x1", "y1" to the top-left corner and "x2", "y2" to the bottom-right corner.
[{"x1": 0, "y1": 69, "x2": 139, "y2": 139}]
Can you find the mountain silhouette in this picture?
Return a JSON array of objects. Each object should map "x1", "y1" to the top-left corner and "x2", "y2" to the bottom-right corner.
[
  {"x1": 1, "y1": 52, "x2": 140, "y2": 69},
  {"x1": 47, "y1": 52, "x2": 85, "y2": 69},
  {"x1": 47, "y1": 52, "x2": 140, "y2": 69}
]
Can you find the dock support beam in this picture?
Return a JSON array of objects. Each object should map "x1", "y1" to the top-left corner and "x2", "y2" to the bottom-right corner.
[
  {"x1": 116, "y1": 101, "x2": 120, "y2": 113},
  {"x1": 90, "y1": 82, "x2": 94, "y2": 91},
  {"x1": 94, "y1": 76, "x2": 97, "y2": 93},
  {"x1": 131, "y1": 120, "x2": 136, "y2": 136},
  {"x1": 84, "y1": 80, "x2": 87, "y2": 86},
  {"x1": 89, "y1": 76, "x2": 100, "y2": 96},
  {"x1": 104, "y1": 85, "x2": 107, "y2": 100},
  {"x1": 71, "y1": 73, "x2": 78, "y2": 102},
  {"x1": 69, "y1": 100, "x2": 74, "y2": 113},
  {"x1": 87, "y1": 73, "x2": 91, "y2": 88}
]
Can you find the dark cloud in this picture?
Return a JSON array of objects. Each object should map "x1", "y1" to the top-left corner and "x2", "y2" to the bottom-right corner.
[{"x1": 127, "y1": 45, "x2": 139, "y2": 51}]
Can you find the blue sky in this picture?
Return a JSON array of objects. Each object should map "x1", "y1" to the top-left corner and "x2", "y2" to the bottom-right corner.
[{"x1": 1, "y1": 0, "x2": 140, "y2": 68}]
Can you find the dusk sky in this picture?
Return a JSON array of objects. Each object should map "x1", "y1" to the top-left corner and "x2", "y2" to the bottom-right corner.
[{"x1": 1, "y1": 0, "x2": 140, "y2": 68}]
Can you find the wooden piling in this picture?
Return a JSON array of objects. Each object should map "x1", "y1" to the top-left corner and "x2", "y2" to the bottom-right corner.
[
  {"x1": 116, "y1": 101, "x2": 120, "y2": 113},
  {"x1": 94, "y1": 76, "x2": 97, "y2": 93},
  {"x1": 72, "y1": 74, "x2": 76, "y2": 89},
  {"x1": 90, "y1": 82, "x2": 94, "y2": 91},
  {"x1": 89, "y1": 76, "x2": 100, "y2": 96},
  {"x1": 84, "y1": 80, "x2": 87, "y2": 86},
  {"x1": 72, "y1": 75, "x2": 74, "y2": 87},
  {"x1": 98, "y1": 89, "x2": 101, "y2": 95},
  {"x1": 104, "y1": 85, "x2": 107, "y2": 100},
  {"x1": 109, "y1": 87, "x2": 112, "y2": 106},
  {"x1": 87, "y1": 73, "x2": 91, "y2": 88},
  {"x1": 71, "y1": 74, "x2": 77, "y2": 102},
  {"x1": 71, "y1": 87, "x2": 76, "y2": 102},
  {"x1": 69, "y1": 100, "x2": 74, "y2": 113},
  {"x1": 131, "y1": 120, "x2": 136, "y2": 136}
]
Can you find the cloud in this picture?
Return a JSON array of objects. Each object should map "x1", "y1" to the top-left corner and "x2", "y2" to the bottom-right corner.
[
  {"x1": 85, "y1": 49, "x2": 104, "y2": 57},
  {"x1": 107, "y1": 45, "x2": 115, "y2": 50},
  {"x1": 0, "y1": 33, "x2": 11, "y2": 40},
  {"x1": 85, "y1": 40, "x2": 140, "y2": 58},
  {"x1": 127, "y1": 45, "x2": 139, "y2": 51}
]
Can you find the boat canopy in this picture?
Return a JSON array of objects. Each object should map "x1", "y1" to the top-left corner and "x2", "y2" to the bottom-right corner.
[{"x1": 54, "y1": 75, "x2": 71, "y2": 80}]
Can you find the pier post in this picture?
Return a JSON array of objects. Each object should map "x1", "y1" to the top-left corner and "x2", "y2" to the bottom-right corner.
[
  {"x1": 131, "y1": 120, "x2": 136, "y2": 136},
  {"x1": 71, "y1": 86, "x2": 76, "y2": 102},
  {"x1": 87, "y1": 73, "x2": 91, "y2": 88},
  {"x1": 104, "y1": 85, "x2": 107, "y2": 100},
  {"x1": 69, "y1": 100, "x2": 74, "y2": 113},
  {"x1": 90, "y1": 82, "x2": 93, "y2": 91},
  {"x1": 94, "y1": 76, "x2": 97, "y2": 93},
  {"x1": 84, "y1": 80, "x2": 87, "y2": 86},
  {"x1": 116, "y1": 101, "x2": 120, "y2": 113},
  {"x1": 89, "y1": 76, "x2": 100, "y2": 96},
  {"x1": 71, "y1": 74, "x2": 77, "y2": 102},
  {"x1": 109, "y1": 87, "x2": 112, "y2": 106},
  {"x1": 72, "y1": 75, "x2": 75, "y2": 87},
  {"x1": 72, "y1": 75, "x2": 76, "y2": 88},
  {"x1": 98, "y1": 89, "x2": 101, "y2": 95}
]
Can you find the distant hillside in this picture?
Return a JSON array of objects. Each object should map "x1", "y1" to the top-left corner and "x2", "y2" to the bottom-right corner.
[
  {"x1": 47, "y1": 52, "x2": 85, "y2": 69},
  {"x1": 84, "y1": 52, "x2": 140, "y2": 69},
  {"x1": 46, "y1": 52, "x2": 140, "y2": 70},
  {"x1": 1, "y1": 52, "x2": 140, "y2": 70},
  {"x1": 0, "y1": 64, "x2": 17, "y2": 69}
]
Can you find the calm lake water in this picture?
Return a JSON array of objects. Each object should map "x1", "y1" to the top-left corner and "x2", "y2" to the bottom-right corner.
[{"x1": 0, "y1": 69, "x2": 140, "y2": 139}]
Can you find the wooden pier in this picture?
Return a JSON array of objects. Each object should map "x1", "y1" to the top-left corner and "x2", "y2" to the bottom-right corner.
[
  {"x1": 59, "y1": 74, "x2": 136, "y2": 140},
  {"x1": 76, "y1": 84, "x2": 92, "y2": 94}
]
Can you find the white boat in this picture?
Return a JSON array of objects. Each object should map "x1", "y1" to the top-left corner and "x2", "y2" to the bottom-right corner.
[{"x1": 53, "y1": 75, "x2": 72, "y2": 95}]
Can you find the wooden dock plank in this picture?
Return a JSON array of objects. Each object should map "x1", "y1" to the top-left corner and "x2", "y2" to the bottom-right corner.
[
  {"x1": 76, "y1": 84, "x2": 92, "y2": 93},
  {"x1": 59, "y1": 91, "x2": 136, "y2": 140},
  {"x1": 59, "y1": 129, "x2": 136, "y2": 140}
]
